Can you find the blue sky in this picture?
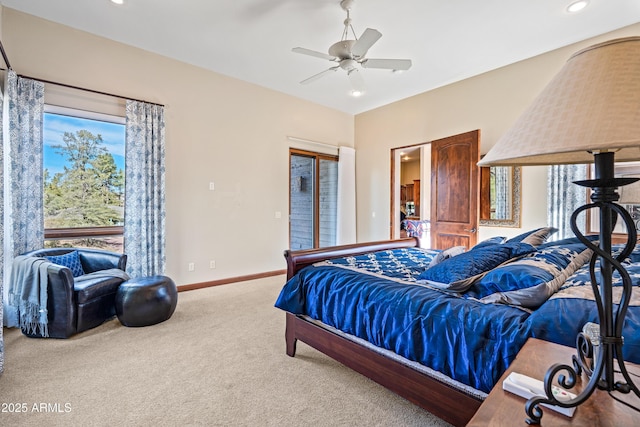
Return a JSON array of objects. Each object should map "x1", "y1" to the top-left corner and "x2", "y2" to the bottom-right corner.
[{"x1": 44, "y1": 112, "x2": 125, "y2": 176}]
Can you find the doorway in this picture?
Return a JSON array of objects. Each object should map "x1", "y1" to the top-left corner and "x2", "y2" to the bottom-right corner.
[
  {"x1": 390, "y1": 130, "x2": 480, "y2": 249},
  {"x1": 391, "y1": 144, "x2": 431, "y2": 244}
]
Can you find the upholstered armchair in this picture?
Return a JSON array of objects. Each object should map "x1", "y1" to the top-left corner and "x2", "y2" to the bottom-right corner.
[{"x1": 20, "y1": 247, "x2": 128, "y2": 338}]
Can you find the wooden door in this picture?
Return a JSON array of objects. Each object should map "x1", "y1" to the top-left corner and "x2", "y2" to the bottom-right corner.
[{"x1": 430, "y1": 130, "x2": 480, "y2": 249}]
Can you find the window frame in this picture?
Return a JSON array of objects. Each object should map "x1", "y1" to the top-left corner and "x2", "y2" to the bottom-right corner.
[
  {"x1": 289, "y1": 148, "x2": 339, "y2": 249},
  {"x1": 43, "y1": 104, "x2": 126, "y2": 244}
]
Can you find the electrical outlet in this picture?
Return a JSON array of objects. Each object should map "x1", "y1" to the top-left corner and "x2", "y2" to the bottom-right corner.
[
  {"x1": 209, "y1": 260, "x2": 216, "y2": 269},
  {"x1": 188, "y1": 262, "x2": 195, "y2": 272}
]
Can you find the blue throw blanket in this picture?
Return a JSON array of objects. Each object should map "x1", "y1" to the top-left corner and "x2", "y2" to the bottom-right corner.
[
  {"x1": 9, "y1": 256, "x2": 52, "y2": 337},
  {"x1": 75, "y1": 268, "x2": 130, "y2": 282}
]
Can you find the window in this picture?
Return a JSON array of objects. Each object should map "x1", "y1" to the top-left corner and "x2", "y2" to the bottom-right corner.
[
  {"x1": 289, "y1": 149, "x2": 338, "y2": 250},
  {"x1": 43, "y1": 105, "x2": 125, "y2": 251}
]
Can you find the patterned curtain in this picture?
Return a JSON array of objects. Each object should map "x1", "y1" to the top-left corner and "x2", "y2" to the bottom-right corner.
[
  {"x1": 124, "y1": 100, "x2": 166, "y2": 278},
  {"x1": 2, "y1": 71, "x2": 45, "y2": 333},
  {"x1": 493, "y1": 166, "x2": 510, "y2": 219},
  {"x1": 547, "y1": 164, "x2": 588, "y2": 240},
  {"x1": 0, "y1": 73, "x2": 5, "y2": 375}
]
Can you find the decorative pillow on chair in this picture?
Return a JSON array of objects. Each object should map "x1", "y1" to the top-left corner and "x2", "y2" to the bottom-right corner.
[
  {"x1": 471, "y1": 243, "x2": 593, "y2": 308},
  {"x1": 506, "y1": 227, "x2": 557, "y2": 247},
  {"x1": 418, "y1": 242, "x2": 536, "y2": 292},
  {"x1": 45, "y1": 251, "x2": 86, "y2": 277}
]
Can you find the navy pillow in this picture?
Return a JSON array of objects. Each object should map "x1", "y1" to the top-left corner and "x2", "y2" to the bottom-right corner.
[
  {"x1": 472, "y1": 243, "x2": 593, "y2": 308},
  {"x1": 418, "y1": 242, "x2": 535, "y2": 292},
  {"x1": 45, "y1": 250, "x2": 85, "y2": 277},
  {"x1": 470, "y1": 236, "x2": 506, "y2": 250}
]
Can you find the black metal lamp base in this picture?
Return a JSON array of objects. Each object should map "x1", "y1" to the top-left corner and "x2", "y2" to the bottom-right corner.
[{"x1": 525, "y1": 152, "x2": 640, "y2": 424}]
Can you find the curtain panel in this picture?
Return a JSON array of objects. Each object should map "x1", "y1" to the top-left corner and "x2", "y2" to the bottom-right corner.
[
  {"x1": 547, "y1": 164, "x2": 588, "y2": 240},
  {"x1": 0, "y1": 73, "x2": 5, "y2": 375},
  {"x1": 124, "y1": 100, "x2": 166, "y2": 278},
  {"x1": 336, "y1": 146, "x2": 356, "y2": 245},
  {"x1": 493, "y1": 166, "x2": 510, "y2": 219},
  {"x1": 2, "y1": 71, "x2": 45, "y2": 332},
  {"x1": 1, "y1": 72, "x2": 45, "y2": 372}
]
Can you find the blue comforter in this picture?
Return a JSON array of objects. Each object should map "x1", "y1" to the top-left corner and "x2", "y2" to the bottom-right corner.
[
  {"x1": 528, "y1": 258, "x2": 640, "y2": 363},
  {"x1": 274, "y1": 247, "x2": 640, "y2": 394}
]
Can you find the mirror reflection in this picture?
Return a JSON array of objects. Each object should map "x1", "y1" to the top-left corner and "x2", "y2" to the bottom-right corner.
[{"x1": 480, "y1": 166, "x2": 521, "y2": 227}]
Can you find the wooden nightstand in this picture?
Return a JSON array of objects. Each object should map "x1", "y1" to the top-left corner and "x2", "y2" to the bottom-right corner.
[{"x1": 467, "y1": 338, "x2": 640, "y2": 426}]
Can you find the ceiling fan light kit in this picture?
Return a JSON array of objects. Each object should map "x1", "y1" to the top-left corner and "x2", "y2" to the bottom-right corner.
[{"x1": 292, "y1": 0, "x2": 412, "y2": 95}]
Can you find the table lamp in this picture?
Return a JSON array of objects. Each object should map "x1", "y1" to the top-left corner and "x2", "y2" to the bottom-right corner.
[{"x1": 478, "y1": 36, "x2": 640, "y2": 424}]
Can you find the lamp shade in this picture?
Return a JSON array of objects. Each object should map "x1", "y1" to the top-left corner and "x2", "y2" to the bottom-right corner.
[{"x1": 479, "y1": 37, "x2": 640, "y2": 167}]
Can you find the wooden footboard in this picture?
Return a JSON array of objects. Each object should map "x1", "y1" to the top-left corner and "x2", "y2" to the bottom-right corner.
[
  {"x1": 282, "y1": 239, "x2": 483, "y2": 427},
  {"x1": 285, "y1": 313, "x2": 481, "y2": 427},
  {"x1": 284, "y1": 237, "x2": 421, "y2": 280}
]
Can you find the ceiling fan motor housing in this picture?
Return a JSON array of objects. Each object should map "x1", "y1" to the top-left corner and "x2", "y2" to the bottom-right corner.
[{"x1": 329, "y1": 40, "x2": 358, "y2": 60}]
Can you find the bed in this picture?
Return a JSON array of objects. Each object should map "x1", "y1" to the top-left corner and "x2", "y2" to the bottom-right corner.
[{"x1": 274, "y1": 232, "x2": 640, "y2": 426}]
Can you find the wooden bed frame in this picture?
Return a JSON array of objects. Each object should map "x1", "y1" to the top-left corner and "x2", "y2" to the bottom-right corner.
[{"x1": 282, "y1": 238, "x2": 483, "y2": 427}]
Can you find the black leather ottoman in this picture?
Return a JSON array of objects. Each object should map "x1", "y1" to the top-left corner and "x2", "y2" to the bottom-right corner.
[{"x1": 116, "y1": 276, "x2": 178, "y2": 327}]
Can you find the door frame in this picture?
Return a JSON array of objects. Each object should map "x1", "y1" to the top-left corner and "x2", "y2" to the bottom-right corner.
[
  {"x1": 390, "y1": 142, "x2": 429, "y2": 240},
  {"x1": 390, "y1": 131, "x2": 480, "y2": 248}
]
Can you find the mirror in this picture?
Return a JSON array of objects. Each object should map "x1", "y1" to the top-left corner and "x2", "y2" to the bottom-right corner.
[{"x1": 479, "y1": 166, "x2": 521, "y2": 227}]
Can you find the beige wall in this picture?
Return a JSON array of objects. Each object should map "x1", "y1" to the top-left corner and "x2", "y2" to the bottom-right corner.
[
  {"x1": 4, "y1": 7, "x2": 640, "y2": 283},
  {"x1": 355, "y1": 23, "x2": 640, "y2": 243},
  {"x1": 400, "y1": 160, "x2": 420, "y2": 185},
  {"x1": 1, "y1": 8, "x2": 354, "y2": 286}
]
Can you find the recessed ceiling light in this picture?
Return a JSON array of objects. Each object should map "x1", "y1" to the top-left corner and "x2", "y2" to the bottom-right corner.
[
  {"x1": 567, "y1": 0, "x2": 589, "y2": 13},
  {"x1": 111, "y1": 0, "x2": 124, "y2": 5},
  {"x1": 350, "y1": 90, "x2": 363, "y2": 97}
]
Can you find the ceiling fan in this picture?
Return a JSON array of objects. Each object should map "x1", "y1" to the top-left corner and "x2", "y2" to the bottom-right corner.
[{"x1": 292, "y1": 0, "x2": 412, "y2": 95}]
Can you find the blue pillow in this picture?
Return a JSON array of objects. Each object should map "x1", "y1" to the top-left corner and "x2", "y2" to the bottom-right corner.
[
  {"x1": 471, "y1": 236, "x2": 506, "y2": 250},
  {"x1": 471, "y1": 243, "x2": 593, "y2": 308},
  {"x1": 45, "y1": 250, "x2": 85, "y2": 277},
  {"x1": 418, "y1": 242, "x2": 535, "y2": 292}
]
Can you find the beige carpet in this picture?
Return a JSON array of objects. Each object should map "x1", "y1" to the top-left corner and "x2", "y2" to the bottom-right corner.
[{"x1": 0, "y1": 275, "x2": 452, "y2": 427}]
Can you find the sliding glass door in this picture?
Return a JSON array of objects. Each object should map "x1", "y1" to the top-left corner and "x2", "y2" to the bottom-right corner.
[{"x1": 289, "y1": 149, "x2": 338, "y2": 250}]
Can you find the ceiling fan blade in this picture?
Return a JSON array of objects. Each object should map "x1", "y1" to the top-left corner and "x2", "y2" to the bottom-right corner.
[
  {"x1": 347, "y1": 69, "x2": 366, "y2": 93},
  {"x1": 292, "y1": 47, "x2": 337, "y2": 61},
  {"x1": 361, "y1": 58, "x2": 412, "y2": 71},
  {"x1": 300, "y1": 67, "x2": 339, "y2": 85},
  {"x1": 351, "y1": 28, "x2": 382, "y2": 58}
]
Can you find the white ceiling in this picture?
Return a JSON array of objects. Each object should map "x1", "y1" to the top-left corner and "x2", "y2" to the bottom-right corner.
[{"x1": 2, "y1": 0, "x2": 640, "y2": 115}]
